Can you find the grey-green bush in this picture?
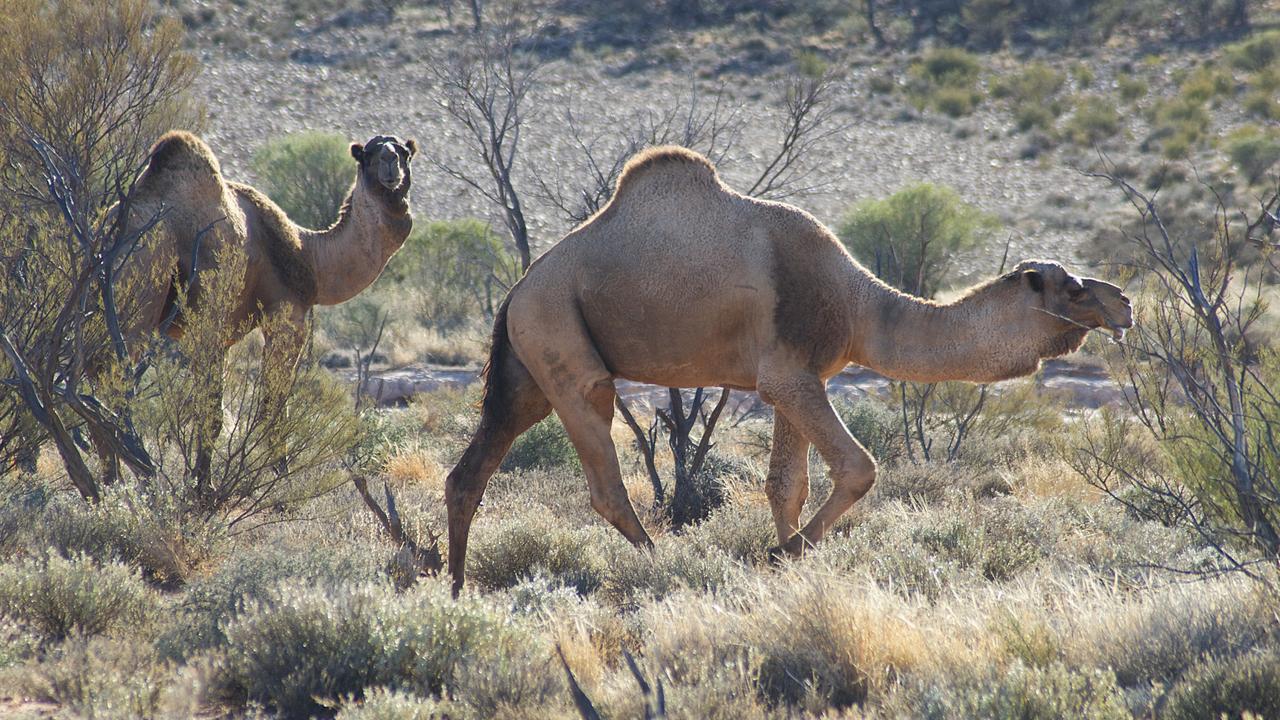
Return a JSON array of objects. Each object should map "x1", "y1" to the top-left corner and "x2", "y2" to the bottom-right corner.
[
  {"x1": 222, "y1": 580, "x2": 534, "y2": 719},
  {"x1": 1164, "y1": 648, "x2": 1280, "y2": 720},
  {"x1": 0, "y1": 553, "x2": 153, "y2": 642},
  {"x1": 468, "y1": 515, "x2": 608, "y2": 594},
  {"x1": 157, "y1": 543, "x2": 384, "y2": 659},
  {"x1": 915, "y1": 661, "x2": 1128, "y2": 720}
]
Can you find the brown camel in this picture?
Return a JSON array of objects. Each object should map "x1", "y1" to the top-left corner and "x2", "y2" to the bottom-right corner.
[
  {"x1": 444, "y1": 146, "x2": 1132, "y2": 594},
  {"x1": 110, "y1": 130, "x2": 417, "y2": 483}
]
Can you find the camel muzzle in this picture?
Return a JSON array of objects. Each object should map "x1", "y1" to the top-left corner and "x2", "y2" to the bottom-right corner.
[{"x1": 1083, "y1": 278, "x2": 1133, "y2": 340}]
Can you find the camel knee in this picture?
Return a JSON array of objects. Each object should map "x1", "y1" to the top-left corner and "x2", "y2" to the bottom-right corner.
[{"x1": 833, "y1": 456, "x2": 876, "y2": 502}]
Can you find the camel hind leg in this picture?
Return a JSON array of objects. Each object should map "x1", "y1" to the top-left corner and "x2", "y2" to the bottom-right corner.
[
  {"x1": 509, "y1": 313, "x2": 653, "y2": 552},
  {"x1": 445, "y1": 319, "x2": 551, "y2": 595}
]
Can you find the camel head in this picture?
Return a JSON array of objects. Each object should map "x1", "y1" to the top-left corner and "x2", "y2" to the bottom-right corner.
[
  {"x1": 350, "y1": 135, "x2": 418, "y2": 200},
  {"x1": 1004, "y1": 259, "x2": 1133, "y2": 355}
]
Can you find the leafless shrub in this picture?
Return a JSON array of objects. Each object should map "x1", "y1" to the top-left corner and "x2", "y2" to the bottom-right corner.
[
  {"x1": 427, "y1": 9, "x2": 543, "y2": 270},
  {"x1": 1070, "y1": 161, "x2": 1280, "y2": 584}
]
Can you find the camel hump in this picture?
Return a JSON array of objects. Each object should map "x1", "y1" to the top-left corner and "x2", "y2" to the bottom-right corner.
[
  {"x1": 613, "y1": 145, "x2": 719, "y2": 196},
  {"x1": 145, "y1": 130, "x2": 222, "y2": 179},
  {"x1": 140, "y1": 131, "x2": 224, "y2": 205}
]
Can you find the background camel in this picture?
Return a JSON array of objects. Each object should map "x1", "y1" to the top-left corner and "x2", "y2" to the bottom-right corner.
[
  {"x1": 444, "y1": 145, "x2": 1133, "y2": 594},
  {"x1": 111, "y1": 130, "x2": 417, "y2": 485}
]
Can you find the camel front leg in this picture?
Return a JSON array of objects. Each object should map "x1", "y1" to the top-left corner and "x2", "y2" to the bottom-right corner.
[
  {"x1": 261, "y1": 310, "x2": 307, "y2": 473},
  {"x1": 759, "y1": 369, "x2": 877, "y2": 557}
]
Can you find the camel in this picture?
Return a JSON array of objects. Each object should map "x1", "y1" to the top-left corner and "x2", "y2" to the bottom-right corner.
[
  {"x1": 109, "y1": 130, "x2": 417, "y2": 485},
  {"x1": 444, "y1": 145, "x2": 1133, "y2": 594}
]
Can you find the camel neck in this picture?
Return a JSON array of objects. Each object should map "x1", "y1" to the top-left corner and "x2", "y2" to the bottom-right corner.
[
  {"x1": 301, "y1": 178, "x2": 412, "y2": 306},
  {"x1": 851, "y1": 278, "x2": 1031, "y2": 384}
]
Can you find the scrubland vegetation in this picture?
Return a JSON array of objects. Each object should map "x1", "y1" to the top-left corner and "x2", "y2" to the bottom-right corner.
[{"x1": 2, "y1": 0, "x2": 1280, "y2": 718}]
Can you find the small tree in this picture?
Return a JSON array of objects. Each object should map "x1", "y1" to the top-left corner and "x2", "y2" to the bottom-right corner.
[
  {"x1": 0, "y1": 0, "x2": 200, "y2": 498},
  {"x1": 250, "y1": 132, "x2": 353, "y2": 230},
  {"x1": 838, "y1": 182, "x2": 995, "y2": 298},
  {"x1": 1069, "y1": 166, "x2": 1280, "y2": 580}
]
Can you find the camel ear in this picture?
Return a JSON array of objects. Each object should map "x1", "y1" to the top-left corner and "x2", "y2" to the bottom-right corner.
[
  {"x1": 1023, "y1": 269, "x2": 1045, "y2": 293},
  {"x1": 405, "y1": 139, "x2": 418, "y2": 158},
  {"x1": 350, "y1": 142, "x2": 365, "y2": 162}
]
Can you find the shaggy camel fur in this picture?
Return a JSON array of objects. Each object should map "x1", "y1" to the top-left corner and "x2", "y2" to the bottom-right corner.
[
  {"x1": 112, "y1": 130, "x2": 416, "y2": 483},
  {"x1": 445, "y1": 146, "x2": 1132, "y2": 594}
]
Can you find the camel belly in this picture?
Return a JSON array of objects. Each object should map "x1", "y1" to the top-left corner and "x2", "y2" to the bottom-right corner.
[{"x1": 578, "y1": 280, "x2": 766, "y2": 389}]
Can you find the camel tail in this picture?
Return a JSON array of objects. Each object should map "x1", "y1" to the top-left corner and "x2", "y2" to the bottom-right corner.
[{"x1": 478, "y1": 296, "x2": 517, "y2": 422}]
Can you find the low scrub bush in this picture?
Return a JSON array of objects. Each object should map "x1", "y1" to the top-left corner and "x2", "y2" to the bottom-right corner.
[
  {"x1": 907, "y1": 48, "x2": 984, "y2": 117},
  {"x1": 1064, "y1": 96, "x2": 1122, "y2": 146},
  {"x1": 221, "y1": 581, "x2": 539, "y2": 719},
  {"x1": 158, "y1": 543, "x2": 384, "y2": 659},
  {"x1": 387, "y1": 219, "x2": 521, "y2": 332},
  {"x1": 1164, "y1": 647, "x2": 1280, "y2": 720},
  {"x1": 468, "y1": 515, "x2": 609, "y2": 594},
  {"x1": 1227, "y1": 125, "x2": 1280, "y2": 185},
  {"x1": 19, "y1": 635, "x2": 195, "y2": 720},
  {"x1": 335, "y1": 688, "x2": 465, "y2": 720},
  {"x1": 1147, "y1": 96, "x2": 1211, "y2": 159},
  {"x1": 744, "y1": 571, "x2": 926, "y2": 709},
  {"x1": 914, "y1": 661, "x2": 1128, "y2": 720},
  {"x1": 22, "y1": 486, "x2": 215, "y2": 588},
  {"x1": 0, "y1": 554, "x2": 153, "y2": 642},
  {"x1": 838, "y1": 182, "x2": 995, "y2": 297},
  {"x1": 603, "y1": 541, "x2": 743, "y2": 605},
  {"x1": 1227, "y1": 30, "x2": 1280, "y2": 73},
  {"x1": 1062, "y1": 579, "x2": 1274, "y2": 688}
]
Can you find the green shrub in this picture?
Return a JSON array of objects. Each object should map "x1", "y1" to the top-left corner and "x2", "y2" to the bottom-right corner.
[
  {"x1": 933, "y1": 87, "x2": 980, "y2": 117},
  {"x1": 1227, "y1": 30, "x2": 1280, "y2": 73},
  {"x1": 1148, "y1": 96, "x2": 1211, "y2": 158},
  {"x1": 915, "y1": 48, "x2": 981, "y2": 88},
  {"x1": 916, "y1": 661, "x2": 1128, "y2": 720},
  {"x1": 0, "y1": 554, "x2": 153, "y2": 642},
  {"x1": 1071, "y1": 62, "x2": 1095, "y2": 89},
  {"x1": 1118, "y1": 75, "x2": 1147, "y2": 103},
  {"x1": 838, "y1": 183, "x2": 995, "y2": 297},
  {"x1": 603, "y1": 542, "x2": 742, "y2": 605},
  {"x1": 1227, "y1": 125, "x2": 1280, "y2": 184},
  {"x1": 251, "y1": 131, "x2": 353, "y2": 229},
  {"x1": 1164, "y1": 648, "x2": 1280, "y2": 720},
  {"x1": 1064, "y1": 96, "x2": 1122, "y2": 145},
  {"x1": 383, "y1": 219, "x2": 521, "y2": 331},
  {"x1": 501, "y1": 415, "x2": 580, "y2": 472},
  {"x1": 222, "y1": 581, "x2": 535, "y2": 719},
  {"x1": 0, "y1": 617, "x2": 40, "y2": 670},
  {"x1": 20, "y1": 635, "x2": 194, "y2": 720},
  {"x1": 834, "y1": 397, "x2": 904, "y2": 465},
  {"x1": 908, "y1": 48, "x2": 984, "y2": 116},
  {"x1": 686, "y1": 501, "x2": 776, "y2": 565},
  {"x1": 1015, "y1": 103, "x2": 1055, "y2": 132},
  {"x1": 22, "y1": 486, "x2": 214, "y2": 588}
]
